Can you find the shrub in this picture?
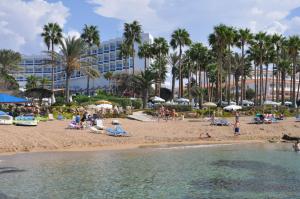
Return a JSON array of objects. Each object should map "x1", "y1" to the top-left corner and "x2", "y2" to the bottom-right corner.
[
  {"x1": 74, "y1": 95, "x2": 90, "y2": 104},
  {"x1": 154, "y1": 104, "x2": 192, "y2": 112},
  {"x1": 131, "y1": 98, "x2": 143, "y2": 109}
]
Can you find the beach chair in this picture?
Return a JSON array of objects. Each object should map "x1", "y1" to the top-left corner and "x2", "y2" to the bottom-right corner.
[
  {"x1": 106, "y1": 125, "x2": 129, "y2": 137},
  {"x1": 48, "y1": 114, "x2": 54, "y2": 121},
  {"x1": 112, "y1": 119, "x2": 120, "y2": 125},
  {"x1": 95, "y1": 119, "x2": 105, "y2": 130}
]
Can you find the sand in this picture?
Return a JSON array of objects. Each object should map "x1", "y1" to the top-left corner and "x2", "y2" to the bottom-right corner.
[{"x1": 0, "y1": 117, "x2": 299, "y2": 154}]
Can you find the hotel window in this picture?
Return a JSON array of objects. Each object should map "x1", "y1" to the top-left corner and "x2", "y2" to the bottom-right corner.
[
  {"x1": 24, "y1": 59, "x2": 34, "y2": 65},
  {"x1": 129, "y1": 58, "x2": 133, "y2": 68},
  {"x1": 34, "y1": 59, "x2": 43, "y2": 65},
  {"x1": 98, "y1": 47, "x2": 103, "y2": 54},
  {"x1": 76, "y1": 71, "x2": 81, "y2": 77},
  {"x1": 123, "y1": 59, "x2": 129, "y2": 69},
  {"x1": 110, "y1": 62, "x2": 116, "y2": 71},
  {"x1": 25, "y1": 68, "x2": 34, "y2": 73},
  {"x1": 34, "y1": 66, "x2": 43, "y2": 73},
  {"x1": 104, "y1": 63, "x2": 109, "y2": 72},
  {"x1": 104, "y1": 54, "x2": 109, "y2": 62},
  {"x1": 92, "y1": 49, "x2": 97, "y2": 54},
  {"x1": 116, "y1": 61, "x2": 122, "y2": 70},
  {"x1": 110, "y1": 43, "x2": 116, "y2": 51},
  {"x1": 110, "y1": 52, "x2": 116, "y2": 61},
  {"x1": 116, "y1": 41, "x2": 122, "y2": 50},
  {"x1": 98, "y1": 65, "x2": 104, "y2": 73},
  {"x1": 98, "y1": 55, "x2": 103, "y2": 63},
  {"x1": 116, "y1": 51, "x2": 122, "y2": 60},
  {"x1": 44, "y1": 67, "x2": 51, "y2": 73},
  {"x1": 104, "y1": 44, "x2": 109, "y2": 53},
  {"x1": 71, "y1": 72, "x2": 76, "y2": 78}
]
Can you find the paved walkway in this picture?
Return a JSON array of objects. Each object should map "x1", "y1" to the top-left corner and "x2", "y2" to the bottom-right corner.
[{"x1": 127, "y1": 111, "x2": 156, "y2": 122}]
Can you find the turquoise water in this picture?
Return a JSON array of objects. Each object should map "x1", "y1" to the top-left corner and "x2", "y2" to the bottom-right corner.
[{"x1": 0, "y1": 144, "x2": 300, "y2": 199}]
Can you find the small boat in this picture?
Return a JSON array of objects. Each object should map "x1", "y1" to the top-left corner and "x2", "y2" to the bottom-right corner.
[
  {"x1": 0, "y1": 115, "x2": 13, "y2": 125},
  {"x1": 14, "y1": 115, "x2": 38, "y2": 126}
]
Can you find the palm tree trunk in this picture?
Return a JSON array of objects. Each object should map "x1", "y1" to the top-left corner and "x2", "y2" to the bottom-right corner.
[
  {"x1": 179, "y1": 46, "x2": 183, "y2": 97},
  {"x1": 297, "y1": 73, "x2": 300, "y2": 101},
  {"x1": 235, "y1": 74, "x2": 239, "y2": 104},
  {"x1": 171, "y1": 71, "x2": 175, "y2": 99},
  {"x1": 272, "y1": 63, "x2": 275, "y2": 101},
  {"x1": 281, "y1": 71, "x2": 285, "y2": 104},
  {"x1": 264, "y1": 64, "x2": 269, "y2": 101},
  {"x1": 260, "y1": 60, "x2": 263, "y2": 105},
  {"x1": 132, "y1": 44, "x2": 135, "y2": 74},
  {"x1": 143, "y1": 89, "x2": 148, "y2": 108},
  {"x1": 51, "y1": 42, "x2": 55, "y2": 102},
  {"x1": 254, "y1": 65, "x2": 257, "y2": 106},
  {"x1": 293, "y1": 57, "x2": 296, "y2": 107},
  {"x1": 65, "y1": 73, "x2": 70, "y2": 103},
  {"x1": 86, "y1": 76, "x2": 90, "y2": 96}
]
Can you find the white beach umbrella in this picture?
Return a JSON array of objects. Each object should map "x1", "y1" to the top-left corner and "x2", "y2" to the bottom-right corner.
[
  {"x1": 150, "y1": 96, "x2": 165, "y2": 103},
  {"x1": 175, "y1": 98, "x2": 190, "y2": 103},
  {"x1": 96, "y1": 104, "x2": 113, "y2": 109},
  {"x1": 264, "y1": 101, "x2": 280, "y2": 106},
  {"x1": 223, "y1": 105, "x2": 242, "y2": 111},
  {"x1": 202, "y1": 102, "x2": 217, "y2": 107}
]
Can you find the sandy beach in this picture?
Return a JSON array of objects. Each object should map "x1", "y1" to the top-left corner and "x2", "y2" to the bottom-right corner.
[{"x1": 0, "y1": 116, "x2": 299, "y2": 154}]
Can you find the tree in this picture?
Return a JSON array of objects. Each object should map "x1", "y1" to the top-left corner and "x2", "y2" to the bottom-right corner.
[
  {"x1": 287, "y1": 36, "x2": 300, "y2": 107},
  {"x1": 41, "y1": 22, "x2": 63, "y2": 101},
  {"x1": 104, "y1": 71, "x2": 113, "y2": 93},
  {"x1": 123, "y1": 20, "x2": 142, "y2": 74},
  {"x1": 132, "y1": 69, "x2": 155, "y2": 108},
  {"x1": 59, "y1": 36, "x2": 87, "y2": 102},
  {"x1": 26, "y1": 75, "x2": 39, "y2": 90},
  {"x1": 167, "y1": 53, "x2": 179, "y2": 99},
  {"x1": 152, "y1": 37, "x2": 169, "y2": 96},
  {"x1": 246, "y1": 88, "x2": 255, "y2": 100},
  {"x1": 81, "y1": 24, "x2": 101, "y2": 96},
  {"x1": 138, "y1": 42, "x2": 152, "y2": 70},
  {"x1": 0, "y1": 49, "x2": 21, "y2": 90},
  {"x1": 236, "y1": 28, "x2": 253, "y2": 103},
  {"x1": 39, "y1": 78, "x2": 50, "y2": 89},
  {"x1": 170, "y1": 28, "x2": 192, "y2": 97},
  {"x1": 209, "y1": 24, "x2": 228, "y2": 104}
]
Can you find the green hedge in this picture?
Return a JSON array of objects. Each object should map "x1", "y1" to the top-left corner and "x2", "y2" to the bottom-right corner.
[{"x1": 153, "y1": 104, "x2": 192, "y2": 112}]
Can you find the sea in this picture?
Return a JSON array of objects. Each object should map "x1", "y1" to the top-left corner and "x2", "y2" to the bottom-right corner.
[{"x1": 0, "y1": 143, "x2": 300, "y2": 199}]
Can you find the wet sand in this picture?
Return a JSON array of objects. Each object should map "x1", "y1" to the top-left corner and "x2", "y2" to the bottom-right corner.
[{"x1": 0, "y1": 117, "x2": 299, "y2": 154}]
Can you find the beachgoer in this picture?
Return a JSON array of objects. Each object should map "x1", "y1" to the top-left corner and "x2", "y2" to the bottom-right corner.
[
  {"x1": 75, "y1": 113, "x2": 81, "y2": 124},
  {"x1": 234, "y1": 121, "x2": 240, "y2": 136},
  {"x1": 165, "y1": 109, "x2": 170, "y2": 121},
  {"x1": 171, "y1": 109, "x2": 177, "y2": 120},
  {"x1": 235, "y1": 111, "x2": 240, "y2": 123}
]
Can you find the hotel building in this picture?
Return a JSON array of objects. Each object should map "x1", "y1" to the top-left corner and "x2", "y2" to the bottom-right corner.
[{"x1": 13, "y1": 33, "x2": 153, "y2": 93}]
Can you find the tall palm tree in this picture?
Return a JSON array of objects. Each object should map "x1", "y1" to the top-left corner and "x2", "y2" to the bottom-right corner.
[
  {"x1": 287, "y1": 36, "x2": 300, "y2": 107},
  {"x1": 132, "y1": 69, "x2": 155, "y2": 108},
  {"x1": 138, "y1": 42, "x2": 152, "y2": 70},
  {"x1": 170, "y1": 28, "x2": 192, "y2": 98},
  {"x1": 0, "y1": 49, "x2": 21, "y2": 89},
  {"x1": 236, "y1": 28, "x2": 253, "y2": 103},
  {"x1": 167, "y1": 53, "x2": 179, "y2": 99},
  {"x1": 59, "y1": 36, "x2": 87, "y2": 102},
  {"x1": 104, "y1": 71, "x2": 113, "y2": 93},
  {"x1": 26, "y1": 75, "x2": 39, "y2": 90},
  {"x1": 123, "y1": 20, "x2": 142, "y2": 74},
  {"x1": 152, "y1": 37, "x2": 169, "y2": 96},
  {"x1": 209, "y1": 24, "x2": 228, "y2": 104},
  {"x1": 81, "y1": 24, "x2": 101, "y2": 96},
  {"x1": 120, "y1": 43, "x2": 132, "y2": 73},
  {"x1": 41, "y1": 22, "x2": 63, "y2": 101}
]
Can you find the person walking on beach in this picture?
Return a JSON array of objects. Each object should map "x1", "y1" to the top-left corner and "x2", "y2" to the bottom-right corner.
[
  {"x1": 235, "y1": 111, "x2": 240, "y2": 123},
  {"x1": 234, "y1": 121, "x2": 240, "y2": 136}
]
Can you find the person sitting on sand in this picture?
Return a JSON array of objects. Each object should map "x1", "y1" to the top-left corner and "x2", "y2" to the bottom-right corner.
[
  {"x1": 75, "y1": 113, "x2": 81, "y2": 124},
  {"x1": 165, "y1": 109, "x2": 170, "y2": 121},
  {"x1": 171, "y1": 109, "x2": 177, "y2": 120}
]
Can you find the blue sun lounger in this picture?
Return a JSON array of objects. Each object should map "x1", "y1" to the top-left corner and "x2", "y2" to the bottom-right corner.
[{"x1": 106, "y1": 125, "x2": 129, "y2": 137}]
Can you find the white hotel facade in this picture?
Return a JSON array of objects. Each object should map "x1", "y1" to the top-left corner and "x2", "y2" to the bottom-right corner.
[{"x1": 13, "y1": 33, "x2": 153, "y2": 92}]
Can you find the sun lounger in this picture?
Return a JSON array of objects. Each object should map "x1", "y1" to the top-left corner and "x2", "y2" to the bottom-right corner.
[
  {"x1": 112, "y1": 119, "x2": 120, "y2": 125},
  {"x1": 106, "y1": 125, "x2": 129, "y2": 136}
]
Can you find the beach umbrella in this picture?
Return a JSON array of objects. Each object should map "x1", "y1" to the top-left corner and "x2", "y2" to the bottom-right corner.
[
  {"x1": 223, "y1": 105, "x2": 242, "y2": 111},
  {"x1": 150, "y1": 96, "x2": 165, "y2": 103},
  {"x1": 96, "y1": 104, "x2": 113, "y2": 109},
  {"x1": 175, "y1": 98, "x2": 190, "y2": 104},
  {"x1": 95, "y1": 100, "x2": 112, "y2": 105},
  {"x1": 202, "y1": 102, "x2": 217, "y2": 107},
  {"x1": 264, "y1": 101, "x2": 280, "y2": 106},
  {"x1": 0, "y1": 93, "x2": 28, "y2": 104}
]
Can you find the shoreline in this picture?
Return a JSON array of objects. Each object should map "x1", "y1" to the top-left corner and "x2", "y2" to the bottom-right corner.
[
  {"x1": 0, "y1": 139, "x2": 270, "y2": 156},
  {"x1": 0, "y1": 117, "x2": 298, "y2": 156}
]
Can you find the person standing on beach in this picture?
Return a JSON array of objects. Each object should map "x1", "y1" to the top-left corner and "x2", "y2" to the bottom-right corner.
[
  {"x1": 235, "y1": 111, "x2": 240, "y2": 123},
  {"x1": 234, "y1": 121, "x2": 240, "y2": 136}
]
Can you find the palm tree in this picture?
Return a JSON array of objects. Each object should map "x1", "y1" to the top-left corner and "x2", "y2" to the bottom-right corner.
[
  {"x1": 150, "y1": 56, "x2": 168, "y2": 97},
  {"x1": 287, "y1": 36, "x2": 300, "y2": 107},
  {"x1": 39, "y1": 78, "x2": 50, "y2": 89},
  {"x1": 209, "y1": 24, "x2": 228, "y2": 104},
  {"x1": 170, "y1": 28, "x2": 192, "y2": 97},
  {"x1": 120, "y1": 43, "x2": 132, "y2": 73},
  {"x1": 26, "y1": 75, "x2": 39, "y2": 90},
  {"x1": 167, "y1": 53, "x2": 179, "y2": 99},
  {"x1": 41, "y1": 22, "x2": 63, "y2": 101},
  {"x1": 0, "y1": 49, "x2": 21, "y2": 90},
  {"x1": 152, "y1": 37, "x2": 169, "y2": 96},
  {"x1": 236, "y1": 28, "x2": 253, "y2": 103},
  {"x1": 138, "y1": 42, "x2": 152, "y2": 70},
  {"x1": 104, "y1": 71, "x2": 113, "y2": 93},
  {"x1": 123, "y1": 20, "x2": 142, "y2": 74},
  {"x1": 132, "y1": 69, "x2": 155, "y2": 108},
  {"x1": 81, "y1": 24, "x2": 101, "y2": 96},
  {"x1": 59, "y1": 36, "x2": 87, "y2": 102}
]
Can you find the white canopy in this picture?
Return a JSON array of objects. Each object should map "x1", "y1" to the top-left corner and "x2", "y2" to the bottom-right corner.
[
  {"x1": 96, "y1": 104, "x2": 113, "y2": 109},
  {"x1": 202, "y1": 102, "x2": 217, "y2": 107},
  {"x1": 223, "y1": 105, "x2": 242, "y2": 111},
  {"x1": 175, "y1": 98, "x2": 190, "y2": 103},
  {"x1": 150, "y1": 96, "x2": 165, "y2": 103},
  {"x1": 264, "y1": 101, "x2": 280, "y2": 106}
]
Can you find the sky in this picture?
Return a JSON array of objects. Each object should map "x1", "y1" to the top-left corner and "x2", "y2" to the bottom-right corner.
[{"x1": 1, "y1": 0, "x2": 300, "y2": 55}]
